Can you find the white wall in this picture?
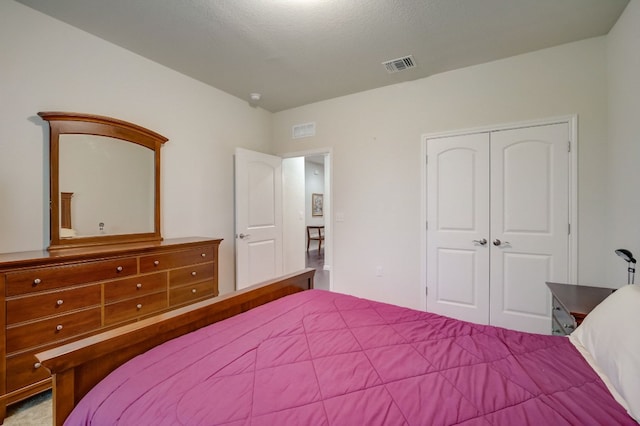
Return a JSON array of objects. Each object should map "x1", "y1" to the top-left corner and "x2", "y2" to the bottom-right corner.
[
  {"x1": 282, "y1": 157, "x2": 306, "y2": 274},
  {"x1": 273, "y1": 37, "x2": 610, "y2": 309},
  {"x1": 606, "y1": 0, "x2": 640, "y2": 285},
  {"x1": 0, "y1": 1, "x2": 273, "y2": 295}
]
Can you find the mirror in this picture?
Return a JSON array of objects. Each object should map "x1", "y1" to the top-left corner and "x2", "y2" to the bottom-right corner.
[{"x1": 39, "y1": 112, "x2": 168, "y2": 251}]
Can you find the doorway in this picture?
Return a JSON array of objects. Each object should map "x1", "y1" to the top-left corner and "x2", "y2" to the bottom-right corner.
[
  {"x1": 304, "y1": 156, "x2": 329, "y2": 290},
  {"x1": 235, "y1": 148, "x2": 332, "y2": 291},
  {"x1": 282, "y1": 151, "x2": 332, "y2": 291}
]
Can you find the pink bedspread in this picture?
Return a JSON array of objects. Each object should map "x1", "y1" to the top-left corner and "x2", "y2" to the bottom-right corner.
[{"x1": 66, "y1": 290, "x2": 634, "y2": 425}]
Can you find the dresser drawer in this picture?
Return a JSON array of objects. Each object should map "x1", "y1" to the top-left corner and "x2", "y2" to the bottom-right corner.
[
  {"x1": 170, "y1": 279, "x2": 216, "y2": 307},
  {"x1": 7, "y1": 284, "x2": 101, "y2": 325},
  {"x1": 6, "y1": 257, "x2": 137, "y2": 296},
  {"x1": 170, "y1": 263, "x2": 215, "y2": 288},
  {"x1": 104, "y1": 273, "x2": 167, "y2": 303},
  {"x1": 104, "y1": 291, "x2": 168, "y2": 326},
  {"x1": 6, "y1": 307, "x2": 102, "y2": 353},
  {"x1": 139, "y1": 245, "x2": 214, "y2": 273},
  {"x1": 551, "y1": 297, "x2": 577, "y2": 335},
  {"x1": 6, "y1": 352, "x2": 51, "y2": 393}
]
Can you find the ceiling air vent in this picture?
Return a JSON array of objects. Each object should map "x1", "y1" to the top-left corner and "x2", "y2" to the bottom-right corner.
[{"x1": 382, "y1": 55, "x2": 416, "y2": 73}]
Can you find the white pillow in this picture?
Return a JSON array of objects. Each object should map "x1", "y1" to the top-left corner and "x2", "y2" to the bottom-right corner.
[{"x1": 569, "y1": 284, "x2": 640, "y2": 422}]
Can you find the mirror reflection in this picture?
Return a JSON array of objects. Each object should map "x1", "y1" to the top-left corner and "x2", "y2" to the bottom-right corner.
[{"x1": 59, "y1": 135, "x2": 155, "y2": 238}]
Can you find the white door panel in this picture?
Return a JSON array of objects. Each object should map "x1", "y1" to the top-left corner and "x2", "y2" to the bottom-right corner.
[
  {"x1": 427, "y1": 133, "x2": 490, "y2": 324},
  {"x1": 436, "y1": 248, "x2": 481, "y2": 305},
  {"x1": 235, "y1": 148, "x2": 283, "y2": 290},
  {"x1": 490, "y1": 124, "x2": 569, "y2": 333}
]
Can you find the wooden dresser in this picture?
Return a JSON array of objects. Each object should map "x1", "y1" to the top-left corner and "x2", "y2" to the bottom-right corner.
[{"x1": 0, "y1": 237, "x2": 221, "y2": 421}]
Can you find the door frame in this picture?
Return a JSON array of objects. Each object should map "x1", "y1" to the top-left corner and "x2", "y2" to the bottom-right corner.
[
  {"x1": 420, "y1": 115, "x2": 578, "y2": 311},
  {"x1": 280, "y1": 147, "x2": 333, "y2": 290}
]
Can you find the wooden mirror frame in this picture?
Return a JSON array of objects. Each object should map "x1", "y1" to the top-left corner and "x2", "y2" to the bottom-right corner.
[{"x1": 39, "y1": 112, "x2": 168, "y2": 251}]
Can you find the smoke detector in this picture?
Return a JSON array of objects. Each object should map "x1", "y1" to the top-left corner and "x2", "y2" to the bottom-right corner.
[{"x1": 382, "y1": 55, "x2": 416, "y2": 73}]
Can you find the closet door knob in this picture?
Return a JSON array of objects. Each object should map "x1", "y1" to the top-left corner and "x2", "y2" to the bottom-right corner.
[
  {"x1": 493, "y1": 239, "x2": 511, "y2": 246},
  {"x1": 472, "y1": 239, "x2": 487, "y2": 246}
]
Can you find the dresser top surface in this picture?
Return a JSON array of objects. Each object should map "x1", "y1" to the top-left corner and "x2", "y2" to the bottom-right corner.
[
  {"x1": 0, "y1": 237, "x2": 222, "y2": 269},
  {"x1": 546, "y1": 281, "x2": 616, "y2": 315}
]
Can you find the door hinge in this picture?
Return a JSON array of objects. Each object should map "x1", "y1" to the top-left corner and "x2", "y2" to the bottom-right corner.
[
  {"x1": 425, "y1": 286, "x2": 428, "y2": 296},
  {"x1": 568, "y1": 223, "x2": 571, "y2": 235},
  {"x1": 425, "y1": 155, "x2": 428, "y2": 164},
  {"x1": 568, "y1": 140, "x2": 571, "y2": 152},
  {"x1": 425, "y1": 221, "x2": 428, "y2": 230}
]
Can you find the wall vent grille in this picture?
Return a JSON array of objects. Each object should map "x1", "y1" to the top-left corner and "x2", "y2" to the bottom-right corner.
[
  {"x1": 382, "y1": 55, "x2": 416, "y2": 73},
  {"x1": 292, "y1": 122, "x2": 316, "y2": 139}
]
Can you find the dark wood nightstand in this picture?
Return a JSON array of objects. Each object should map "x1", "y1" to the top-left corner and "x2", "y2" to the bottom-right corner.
[{"x1": 546, "y1": 282, "x2": 616, "y2": 335}]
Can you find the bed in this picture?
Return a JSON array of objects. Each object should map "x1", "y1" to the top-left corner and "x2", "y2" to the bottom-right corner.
[{"x1": 36, "y1": 270, "x2": 639, "y2": 425}]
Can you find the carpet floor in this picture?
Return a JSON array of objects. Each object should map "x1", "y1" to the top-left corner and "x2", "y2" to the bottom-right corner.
[{"x1": 5, "y1": 390, "x2": 52, "y2": 425}]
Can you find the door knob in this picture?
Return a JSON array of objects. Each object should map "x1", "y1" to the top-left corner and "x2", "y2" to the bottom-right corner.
[
  {"x1": 472, "y1": 238, "x2": 487, "y2": 246},
  {"x1": 238, "y1": 233, "x2": 250, "y2": 239},
  {"x1": 493, "y1": 239, "x2": 511, "y2": 246}
]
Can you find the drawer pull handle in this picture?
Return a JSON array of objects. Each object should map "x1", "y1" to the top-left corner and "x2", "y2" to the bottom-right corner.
[
  {"x1": 56, "y1": 299, "x2": 64, "y2": 306},
  {"x1": 192, "y1": 289, "x2": 197, "y2": 294},
  {"x1": 116, "y1": 266, "x2": 123, "y2": 272},
  {"x1": 136, "y1": 283, "x2": 143, "y2": 289},
  {"x1": 33, "y1": 278, "x2": 41, "y2": 285},
  {"x1": 191, "y1": 271, "x2": 197, "y2": 276},
  {"x1": 56, "y1": 324, "x2": 63, "y2": 331},
  {"x1": 137, "y1": 304, "x2": 143, "y2": 310},
  {"x1": 34, "y1": 362, "x2": 42, "y2": 369},
  {"x1": 201, "y1": 253, "x2": 206, "y2": 257},
  {"x1": 154, "y1": 260, "x2": 160, "y2": 266}
]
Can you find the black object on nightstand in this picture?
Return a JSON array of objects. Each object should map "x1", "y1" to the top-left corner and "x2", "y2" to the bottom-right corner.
[{"x1": 546, "y1": 282, "x2": 616, "y2": 335}]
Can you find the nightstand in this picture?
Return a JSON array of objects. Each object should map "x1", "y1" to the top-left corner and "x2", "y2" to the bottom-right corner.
[{"x1": 546, "y1": 282, "x2": 616, "y2": 335}]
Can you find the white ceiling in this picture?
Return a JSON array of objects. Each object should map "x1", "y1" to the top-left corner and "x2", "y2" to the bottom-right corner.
[{"x1": 15, "y1": 0, "x2": 629, "y2": 112}]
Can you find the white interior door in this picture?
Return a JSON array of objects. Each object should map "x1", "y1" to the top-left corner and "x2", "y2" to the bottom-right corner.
[
  {"x1": 489, "y1": 123, "x2": 569, "y2": 333},
  {"x1": 235, "y1": 148, "x2": 283, "y2": 290},
  {"x1": 426, "y1": 132, "x2": 491, "y2": 324}
]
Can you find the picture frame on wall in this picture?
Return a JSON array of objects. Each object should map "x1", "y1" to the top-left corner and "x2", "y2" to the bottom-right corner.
[{"x1": 312, "y1": 193, "x2": 323, "y2": 217}]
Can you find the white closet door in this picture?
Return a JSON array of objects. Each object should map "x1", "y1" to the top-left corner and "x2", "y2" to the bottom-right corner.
[
  {"x1": 489, "y1": 123, "x2": 569, "y2": 333},
  {"x1": 426, "y1": 132, "x2": 490, "y2": 324}
]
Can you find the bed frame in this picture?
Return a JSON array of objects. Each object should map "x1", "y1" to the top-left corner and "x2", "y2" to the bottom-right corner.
[{"x1": 35, "y1": 268, "x2": 315, "y2": 426}]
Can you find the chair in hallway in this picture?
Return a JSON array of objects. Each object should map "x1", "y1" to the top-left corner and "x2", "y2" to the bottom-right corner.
[{"x1": 306, "y1": 225, "x2": 324, "y2": 252}]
